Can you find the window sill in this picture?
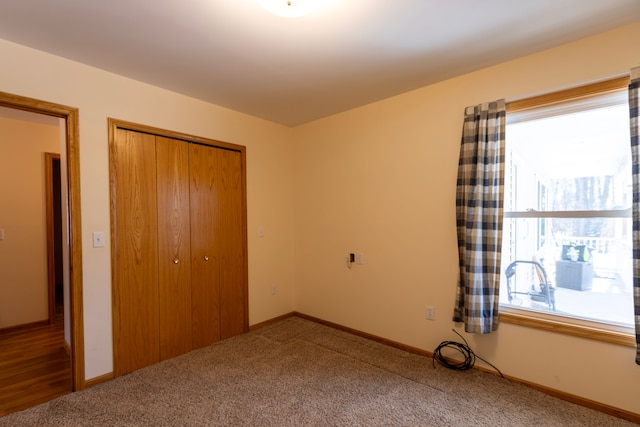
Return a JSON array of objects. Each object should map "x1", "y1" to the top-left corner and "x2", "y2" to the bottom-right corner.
[{"x1": 499, "y1": 309, "x2": 635, "y2": 347}]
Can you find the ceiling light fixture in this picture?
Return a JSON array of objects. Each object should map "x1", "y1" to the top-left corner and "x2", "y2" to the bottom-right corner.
[{"x1": 259, "y1": 0, "x2": 318, "y2": 18}]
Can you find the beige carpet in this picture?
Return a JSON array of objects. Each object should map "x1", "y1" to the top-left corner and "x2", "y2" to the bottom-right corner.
[{"x1": 0, "y1": 317, "x2": 635, "y2": 426}]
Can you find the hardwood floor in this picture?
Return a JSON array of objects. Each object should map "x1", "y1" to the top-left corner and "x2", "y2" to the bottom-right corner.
[{"x1": 0, "y1": 320, "x2": 71, "y2": 417}]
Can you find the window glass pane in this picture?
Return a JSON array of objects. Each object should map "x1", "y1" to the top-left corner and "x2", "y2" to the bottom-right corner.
[
  {"x1": 505, "y1": 104, "x2": 631, "y2": 212},
  {"x1": 501, "y1": 92, "x2": 633, "y2": 327},
  {"x1": 500, "y1": 217, "x2": 633, "y2": 326}
]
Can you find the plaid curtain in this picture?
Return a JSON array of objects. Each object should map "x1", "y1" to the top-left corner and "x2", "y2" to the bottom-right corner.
[
  {"x1": 453, "y1": 100, "x2": 506, "y2": 334},
  {"x1": 630, "y1": 68, "x2": 640, "y2": 365}
]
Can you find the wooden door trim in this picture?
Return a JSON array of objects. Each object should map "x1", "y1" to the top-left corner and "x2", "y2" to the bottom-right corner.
[
  {"x1": 45, "y1": 152, "x2": 61, "y2": 325},
  {"x1": 0, "y1": 91, "x2": 84, "y2": 391},
  {"x1": 108, "y1": 119, "x2": 246, "y2": 153},
  {"x1": 108, "y1": 118, "x2": 249, "y2": 338}
]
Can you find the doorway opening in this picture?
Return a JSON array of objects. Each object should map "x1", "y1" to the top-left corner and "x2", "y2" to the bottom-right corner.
[
  {"x1": 46, "y1": 152, "x2": 64, "y2": 324},
  {"x1": 0, "y1": 91, "x2": 84, "y2": 396}
]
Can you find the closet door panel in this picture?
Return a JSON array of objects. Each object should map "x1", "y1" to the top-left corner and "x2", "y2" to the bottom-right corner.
[
  {"x1": 189, "y1": 143, "x2": 221, "y2": 349},
  {"x1": 111, "y1": 129, "x2": 160, "y2": 376},
  {"x1": 156, "y1": 136, "x2": 192, "y2": 360},
  {"x1": 218, "y1": 149, "x2": 246, "y2": 339}
]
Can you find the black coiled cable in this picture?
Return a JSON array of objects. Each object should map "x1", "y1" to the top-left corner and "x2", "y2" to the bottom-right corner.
[{"x1": 432, "y1": 329, "x2": 503, "y2": 377}]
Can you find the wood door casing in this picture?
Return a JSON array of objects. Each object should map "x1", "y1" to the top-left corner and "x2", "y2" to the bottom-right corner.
[
  {"x1": 111, "y1": 129, "x2": 160, "y2": 376},
  {"x1": 155, "y1": 136, "x2": 192, "y2": 360},
  {"x1": 1, "y1": 91, "x2": 84, "y2": 392}
]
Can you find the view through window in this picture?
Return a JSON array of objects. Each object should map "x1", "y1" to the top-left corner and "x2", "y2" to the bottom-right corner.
[{"x1": 500, "y1": 87, "x2": 633, "y2": 328}]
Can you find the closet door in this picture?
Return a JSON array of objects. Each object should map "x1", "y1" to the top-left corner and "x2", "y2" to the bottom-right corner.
[
  {"x1": 155, "y1": 136, "x2": 192, "y2": 360},
  {"x1": 111, "y1": 129, "x2": 160, "y2": 376},
  {"x1": 189, "y1": 143, "x2": 221, "y2": 349},
  {"x1": 111, "y1": 119, "x2": 248, "y2": 375},
  {"x1": 217, "y1": 148, "x2": 246, "y2": 339}
]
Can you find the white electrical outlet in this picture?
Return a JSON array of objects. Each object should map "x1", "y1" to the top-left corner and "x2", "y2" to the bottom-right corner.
[
  {"x1": 426, "y1": 306, "x2": 435, "y2": 320},
  {"x1": 355, "y1": 253, "x2": 364, "y2": 265},
  {"x1": 271, "y1": 284, "x2": 277, "y2": 295}
]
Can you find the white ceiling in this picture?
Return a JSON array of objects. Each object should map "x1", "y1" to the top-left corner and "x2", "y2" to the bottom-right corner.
[{"x1": 0, "y1": 0, "x2": 638, "y2": 127}]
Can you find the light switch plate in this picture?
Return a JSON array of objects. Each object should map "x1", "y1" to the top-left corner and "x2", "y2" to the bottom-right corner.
[{"x1": 93, "y1": 231, "x2": 105, "y2": 248}]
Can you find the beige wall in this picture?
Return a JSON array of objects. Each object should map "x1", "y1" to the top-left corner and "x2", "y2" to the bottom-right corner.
[
  {"x1": 1, "y1": 21, "x2": 639, "y2": 415},
  {"x1": 292, "y1": 22, "x2": 640, "y2": 414},
  {"x1": 0, "y1": 38, "x2": 297, "y2": 380}
]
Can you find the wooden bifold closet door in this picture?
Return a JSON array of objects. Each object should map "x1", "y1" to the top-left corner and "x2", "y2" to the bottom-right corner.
[
  {"x1": 189, "y1": 143, "x2": 245, "y2": 347},
  {"x1": 156, "y1": 136, "x2": 192, "y2": 360},
  {"x1": 110, "y1": 124, "x2": 247, "y2": 377}
]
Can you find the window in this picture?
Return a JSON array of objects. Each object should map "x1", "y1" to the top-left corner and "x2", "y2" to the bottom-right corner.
[{"x1": 500, "y1": 78, "x2": 634, "y2": 341}]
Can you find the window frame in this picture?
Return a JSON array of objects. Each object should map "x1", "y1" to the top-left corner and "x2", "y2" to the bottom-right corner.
[{"x1": 501, "y1": 76, "x2": 634, "y2": 347}]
